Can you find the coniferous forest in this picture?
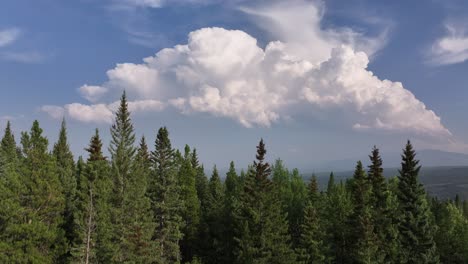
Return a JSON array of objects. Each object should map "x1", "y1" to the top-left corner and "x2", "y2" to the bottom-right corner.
[{"x1": 0, "y1": 92, "x2": 467, "y2": 264}]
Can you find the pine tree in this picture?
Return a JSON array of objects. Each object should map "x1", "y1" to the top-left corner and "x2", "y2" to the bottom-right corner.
[
  {"x1": 234, "y1": 139, "x2": 296, "y2": 264},
  {"x1": 10, "y1": 120, "x2": 66, "y2": 262},
  {"x1": 348, "y1": 161, "x2": 379, "y2": 263},
  {"x1": 109, "y1": 91, "x2": 136, "y2": 230},
  {"x1": 1, "y1": 121, "x2": 18, "y2": 164},
  {"x1": 0, "y1": 122, "x2": 25, "y2": 262},
  {"x1": 324, "y1": 180, "x2": 352, "y2": 263},
  {"x1": 202, "y1": 165, "x2": 225, "y2": 263},
  {"x1": 297, "y1": 176, "x2": 328, "y2": 264},
  {"x1": 72, "y1": 129, "x2": 112, "y2": 263},
  {"x1": 119, "y1": 136, "x2": 156, "y2": 262},
  {"x1": 148, "y1": 127, "x2": 183, "y2": 263},
  {"x1": 177, "y1": 144, "x2": 201, "y2": 262},
  {"x1": 368, "y1": 146, "x2": 398, "y2": 261},
  {"x1": 327, "y1": 172, "x2": 335, "y2": 194},
  {"x1": 289, "y1": 168, "x2": 308, "y2": 248},
  {"x1": 397, "y1": 141, "x2": 439, "y2": 263},
  {"x1": 53, "y1": 119, "x2": 77, "y2": 262},
  {"x1": 222, "y1": 161, "x2": 240, "y2": 263}
]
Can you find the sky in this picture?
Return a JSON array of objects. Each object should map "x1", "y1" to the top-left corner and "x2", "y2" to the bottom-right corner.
[{"x1": 1, "y1": 0, "x2": 468, "y2": 171}]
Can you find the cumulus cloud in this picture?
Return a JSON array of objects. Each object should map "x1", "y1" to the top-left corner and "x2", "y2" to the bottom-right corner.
[
  {"x1": 0, "y1": 28, "x2": 20, "y2": 47},
  {"x1": 42, "y1": 99, "x2": 166, "y2": 124},
  {"x1": 79, "y1": 85, "x2": 109, "y2": 102},
  {"x1": 428, "y1": 23, "x2": 468, "y2": 65},
  {"x1": 41, "y1": 105, "x2": 65, "y2": 120},
  {"x1": 42, "y1": 1, "x2": 450, "y2": 137}
]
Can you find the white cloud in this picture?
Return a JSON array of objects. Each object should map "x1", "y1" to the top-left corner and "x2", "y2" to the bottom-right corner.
[
  {"x1": 65, "y1": 103, "x2": 114, "y2": 124},
  {"x1": 42, "y1": 99, "x2": 166, "y2": 124},
  {"x1": 79, "y1": 85, "x2": 109, "y2": 103},
  {"x1": 113, "y1": 0, "x2": 222, "y2": 8},
  {"x1": 117, "y1": 0, "x2": 164, "y2": 8},
  {"x1": 428, "y1": 23, "x2": 468, "y2": 65},
  {"x1": 0, "y1": 28, "x2": 20, "y2": 47},
  {"x1": 240, "y1": 0, "x2": 389, "y2": 62},
  {"x1": 40, "y1": 105, "x2": 65, "y2": 119},
  {"x1": 1, "y1": 51, "x2": 45, "y2": 63},
  {"x1": 43, "y1": 1, "x2": 450, "y2": 137}
]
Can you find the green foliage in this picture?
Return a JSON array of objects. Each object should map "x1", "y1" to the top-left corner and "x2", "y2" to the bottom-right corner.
[
  {"x1": 148, "y1": 127, "x2": 183, "y2": 263},
  {"x1": 297, "y1": 177, "x2": 329, "y2": 264},
  {"x1": 367, "y1": 146, "x2": 398, "y2": 262},
  {"x1": 53, "y1": 119, "x2": 77, "y2": 262},
  {"x1": 324, "y1": 180, "x2": 353, "y2": 263},
  {"x1": 348, "y1": 161, "x2": 379, "y2": 263},
  {"x1": 72, "y1": 129, "x2": 113, "y2": 263},
  {"x1": 0, "y1": 121, "x2": 66, "y2": 263},
  {"x1": 234, "y1": 139, "x2": 296, "y2": 264},
  {"x1": 433, "y1": 199, "x2": 468, "y2": 263},
  {"x1": 177, "y1": 144, "x2": 201, "y2": 262},
  {"x1": 0, "y1": 119, "x2": 465, "y2": 263},
  {"x1": 397, "y1": 141, "x2": 439, "y2": 263}
]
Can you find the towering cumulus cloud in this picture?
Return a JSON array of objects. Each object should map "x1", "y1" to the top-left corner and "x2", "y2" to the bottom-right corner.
[{"x1": 42, "y1": 2, "x2": 450, "y2": 137}]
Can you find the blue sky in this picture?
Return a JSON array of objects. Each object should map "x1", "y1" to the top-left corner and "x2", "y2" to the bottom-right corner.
[{"x1": 1, "y1": 0, "x2": 468, "y2": 171}]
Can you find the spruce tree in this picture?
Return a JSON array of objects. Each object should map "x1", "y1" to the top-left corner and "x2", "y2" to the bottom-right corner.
[
  {"x1": 72, "y1": 129, "x2": 112, "y2": 263},
  {"x1": 177, "y1": 144, "x2": 201, "y2": 262},
  {"x1": 297, "y1": 176, "x2": 328, "y2": 264},
  {"x1": 202, "y1": 165, "x2": 225, "y2": 263},
  {"x1": 119, "y1": 136, "x2": 156, "y2": 262},
  {"x1": 53, "y1": 119, "x2": 77, "y2": 262},
  {"x1": 12, "y1": 120, "x2": 66, "y2": 262},
  {"x1": 109, "y1": 91, "x2": 136, "y2": 216},
  {"x1": 324, "y1": 180, "x2": 352, "y2": 263},
  {"x1": 0, "y1": 122, "x2": 24, "y2": 262},
  {"x1": 234, "y1": 139, "x2": 296, "y2": 264},
  {"x1": 148, "y1": 127, "x2": 183, "y2": 263},
  {"x1": 327, "y1": 172, "x2": 335, "y2": 194},
  {"x1": 397, "y1": 141, "x2": 439, "y2": 263},
  {"x1": 1, "y1": 121, "x2": 17, "y2": 164},
  {"x1": 368, "y1": 146, "x2": 398, "y2": 261},
  {"x1": 348, "y1": 161, "x2": 379, "y2": 263},
  {"x1": 222, "y1": 161, "x2": 240, "y2": 263}
]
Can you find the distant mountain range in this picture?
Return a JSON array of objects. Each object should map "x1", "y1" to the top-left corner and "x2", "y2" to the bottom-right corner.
[
  {"x1": 313, "y1": 149, "x2": 468, "y2": 172},
  {"x1": 308, "y1": 166, "x2": 468, "y2": 201}
]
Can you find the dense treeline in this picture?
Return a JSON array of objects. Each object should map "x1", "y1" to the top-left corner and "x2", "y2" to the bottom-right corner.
[{"x1": 0, "y1": 92, "x2": 467, "y2": 263}]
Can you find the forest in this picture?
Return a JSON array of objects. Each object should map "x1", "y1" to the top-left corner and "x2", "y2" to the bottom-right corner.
[{"x1": 0, "y1": 92, "x2": 467, "y2": 264}]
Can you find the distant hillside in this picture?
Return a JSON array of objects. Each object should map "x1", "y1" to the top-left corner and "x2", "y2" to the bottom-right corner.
[
  {"x1": 308, "y1": 166, "x2": 468, "y2": 200},
  {"x1": 314, "y1": 149, "x2": 468, "y2": 172}
]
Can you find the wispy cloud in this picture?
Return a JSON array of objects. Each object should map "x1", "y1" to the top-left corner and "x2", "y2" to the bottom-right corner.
[
  {"x1": 427, "y1": 23, "x2": 468, "y2": 65},
  {"x1": 1, "y1": 51, "x2": 46, "y2": 63},
  {"x1": 0, "y1": 28, "x2": 21, "y2": 47}
]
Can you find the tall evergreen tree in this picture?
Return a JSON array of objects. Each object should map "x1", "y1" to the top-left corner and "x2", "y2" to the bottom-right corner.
[
  {"x1": 234, "y1": 139, "x2": 296, "y2": 264},
  {"x1": 368, "y1": 146, "x2": 398, "y2": 261},
  {"x1": 53, "y1": 119, "x2": 77, "y2": 262},
  {"x1": 327, "y1": 172, "x2": 335, "y2": 194},
  {"x1": 201, "y1": 165, "x2": 225, "y2": 263},
  {"x1": 348, "y1": 161, "x2": 379, "y2": 263},
  {"x1": 148, "y1": 127, "x2": 183, "y2": 263},
  {"x1": 177, "y1": 144, "x2": 201, "y2": 262},
  {"x1": 324, "y1": 180, "x2": 352, "y2": 263},
  {"x1": 397, "y1": 141, "x2": 439, "y2": 263},
  {"x1": 297, "y1": 176, "x2": 328, "y2": 264},
  {"x1": 109, "y1": 91, "x2": 136, "y2": 213},
  {"x1": 8, "y1": 120, "x2": 66, "y2": 262},
  {"x1": 72, "y1": 129, "x2": 113, "y2": 263},
  {"x1": 222, "y1": 161, "x2": 240, "y2": 263},
  {"x1": 1, "y1": 121, "x2": 17, "y2": 164},
  {"x1": 119, "y1": 135, "x2": 156, "y2": 262}
]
